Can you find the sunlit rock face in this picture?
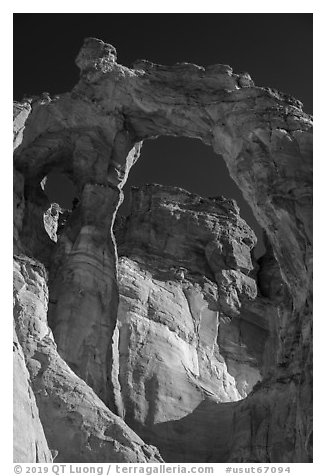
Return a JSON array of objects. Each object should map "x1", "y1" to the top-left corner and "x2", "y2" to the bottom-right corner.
[
  {"x1": 13, "y1": 255, "x2": 163, "y2": 463},
  {"x1": 13, "y1": 326, "x2": 52, "y2": 463},
  {"x1": 13, "y1": 38, "x2": 312, "y2": 463},
  {"x1": 112, "y1": 184, "x2": 275, "y2": 460}
]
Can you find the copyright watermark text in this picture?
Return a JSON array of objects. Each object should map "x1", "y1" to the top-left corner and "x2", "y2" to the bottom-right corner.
[{"x1": 13, "y1": 465, "x2": 214, "y2": 475}]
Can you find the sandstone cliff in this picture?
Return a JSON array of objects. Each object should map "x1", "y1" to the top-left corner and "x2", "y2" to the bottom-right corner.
[
  {"x1": 112, "y1": 184, "x2": 279, "y2": 462},
  {"x1": 13, "y1": 38, "x2": 312, "y2": 463}
]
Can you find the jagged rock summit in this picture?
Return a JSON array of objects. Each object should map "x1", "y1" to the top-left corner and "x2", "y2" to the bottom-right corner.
[{"x1": 13, "y1": 38, "x2": 312, "y2": 463}]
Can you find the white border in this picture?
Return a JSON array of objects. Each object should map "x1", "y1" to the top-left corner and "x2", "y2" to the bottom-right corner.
[{"x1": 2, "y1": 2, "x2": 320, "y2": 473}]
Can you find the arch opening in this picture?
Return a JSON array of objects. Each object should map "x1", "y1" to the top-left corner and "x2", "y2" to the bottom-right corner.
[
  {"x1": 119, "y1": 136, "x2": 266, "y2": 258},
  {"x1": 43, "y1": 171, "x2": 77, "y2": 210},
  {"x1": 112, "y1": 134, "x2": 275, "y2": 457},
  {"x1": 42, "y1": 171, "x2": 78, "y2": 243}
]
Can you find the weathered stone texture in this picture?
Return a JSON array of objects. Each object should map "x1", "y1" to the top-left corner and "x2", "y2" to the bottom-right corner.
[
  {"x1": 111, "y1": 185, "x2": 277, "y2": 460},
  {"x1": 13, "y1": 38, "x2": 312, "y2": 463},
  {"x1": 13, "y1": 326, "x2": 52, "y2": 463},
  {"x1": 13, "y1": 255, "x2": 163, "y2": 463}
]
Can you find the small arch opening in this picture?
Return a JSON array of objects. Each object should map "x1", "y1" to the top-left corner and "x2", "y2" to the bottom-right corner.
[
  {"x1": 42, "y1": 171, "x2": 77, "y2": 242},
  {"x1": 119, "y1": 136, "x2": 265, "y2": 258},
  {"x1": 43, "y1": 171, "x2": 77, "y2": 210}
]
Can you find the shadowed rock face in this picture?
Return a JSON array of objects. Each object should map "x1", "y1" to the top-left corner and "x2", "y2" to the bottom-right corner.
[{"x1": 13, "y1": 38, "x2": 312, "y2": 463}]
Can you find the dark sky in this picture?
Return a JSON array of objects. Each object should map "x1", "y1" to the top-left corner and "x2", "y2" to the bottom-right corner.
[{"x1": 14, "y1": 13, "x2": 312, "y2": 257}]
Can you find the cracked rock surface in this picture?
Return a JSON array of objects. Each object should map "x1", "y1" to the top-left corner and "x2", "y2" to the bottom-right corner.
[{"x1": 13, "y1": 38, "x2": 312, "y2": 463}]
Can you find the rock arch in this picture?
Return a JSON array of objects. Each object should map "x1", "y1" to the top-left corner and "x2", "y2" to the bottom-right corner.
[{"x1": 13, "y1": 38, "x2": 312, "y2": 462}]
